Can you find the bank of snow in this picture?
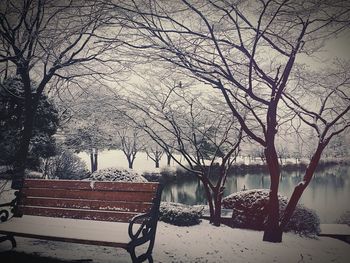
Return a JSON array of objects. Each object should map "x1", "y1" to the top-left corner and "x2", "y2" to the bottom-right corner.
[{"x1": 0, "y1": 221, "x2": 348, "y2": 263}]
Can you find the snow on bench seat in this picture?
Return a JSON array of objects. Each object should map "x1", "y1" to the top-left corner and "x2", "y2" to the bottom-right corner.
[{"x1": 0, "y1": 215, "x2": 137, "y2": 247}]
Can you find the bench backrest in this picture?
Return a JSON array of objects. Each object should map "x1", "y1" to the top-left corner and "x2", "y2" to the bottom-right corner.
[{"x1": 18, "y1": 179, "x2": 161, "y2": 222}]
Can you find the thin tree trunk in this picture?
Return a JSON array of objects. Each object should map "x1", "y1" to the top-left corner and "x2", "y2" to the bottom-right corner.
[
  {"x1": 94, "y1": 149, "x2": 98, "y2": 171},
  {"x1": 280, "y1": 144, "x2": 324, "y2": 229},
  {"x1": 167, "y1": 154, "x2": 171, "y2": 166},
  {"x1": 127, "y1": 156, "x2": 133, "y2": 169},
  {"x1": 155, "y1": 160, "x2": 159, "y2": 168},
  {"x1": 90, "y1": 152, "x2": 94, "y2": 173}
]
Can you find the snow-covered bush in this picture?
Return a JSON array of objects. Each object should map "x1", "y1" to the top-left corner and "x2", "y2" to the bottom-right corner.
[
  {"x1": 284, "y1": 204, "x2": 320, "y2": 235},
  {"x1": 41, "y1": 149, "x2": 89, "y2": 180},
  {"x1": 87, "y1": 168, "x2": 147, "y2": 182},
  {"x1": 159, "y1": 202, "x2": 203, "y2": 226},
  {"x1": 337, "y1": 211, "x2": 350, "y2": 226},
  {"x1": 222, "y1": 189, "x2": 320, "y2": 235}
]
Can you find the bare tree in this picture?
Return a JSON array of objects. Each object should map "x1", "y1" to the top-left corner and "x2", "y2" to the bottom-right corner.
[
  {"x1": 0, "y1": 0, "x2": 118, "y2": 188},
  {"x1": 105, "y1": 0, "x2": 350, "y2": 241},
  {"x1": 146, "y1": 145, "x2": 164, "y2": 168},
  {"x1": 279, "y1": 61, "x2": 350, "y2": 231},
  {"x1": 118, "y1": 127, "x2": 143, "y2": 169},
  {"x1": 118, "y1": 81, "x2": 243, "y2": 226},
  {"x1": 58, "y1": 83, "x2": 119, "y2": 173}
]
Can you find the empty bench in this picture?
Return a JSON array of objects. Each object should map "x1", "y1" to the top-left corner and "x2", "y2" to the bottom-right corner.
[{"x1": 0, "y1": 179, "x2": 163, "y2": 263}]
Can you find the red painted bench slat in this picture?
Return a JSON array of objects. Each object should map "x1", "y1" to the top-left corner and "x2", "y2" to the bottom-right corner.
[
  {"x1": 20, "y1": 206, "x2": 139, "y2": 222},
  {"x1": 22, "y1": 188, "x2": 155, "y2": 203},
  {"x1": 22, "y1": 198, "x2": 152, "y2": 213},
  {"x1": 24, "y1": 179, "x2": 157, "y2": 192}
]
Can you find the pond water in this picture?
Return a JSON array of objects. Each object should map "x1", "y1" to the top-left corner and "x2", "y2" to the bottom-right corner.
[
  {"x1": 161, "y1": 165, "x2": 350, "y2": 224},
  {"x1": 77, "y1": 150, "x2": 349, "y2": 224},
  {"x1": 2, "y1": 149, "x2": 348, "y2": 225}
]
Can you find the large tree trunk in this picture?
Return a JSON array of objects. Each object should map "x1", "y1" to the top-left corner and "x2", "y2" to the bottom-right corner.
[
  {"x1": 212, "y1": 189, "x2": 223, "y2": 226},
  {"x1": 263, "y1": 101, "x2": 282, "y2": 242},
  {"x1": 201, "y1": 177, "x2": 215, "y2": 224},
  {"x1": 12, "y1": 73, "x2": 37, "y2": 190},
  {"x1": 263, "y1": 144, "x2": 282, "y2": 242}
]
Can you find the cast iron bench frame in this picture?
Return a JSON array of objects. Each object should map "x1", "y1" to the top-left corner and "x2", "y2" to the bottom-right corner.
[{"x1": 0, "y1": 179, "x2": 163, "y2": 263}]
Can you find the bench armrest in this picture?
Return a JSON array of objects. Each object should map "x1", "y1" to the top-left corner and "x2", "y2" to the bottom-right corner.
[
  {"x1": 0, "y1": 191, "x2": 21, "y2": 222},
  {"x1": 128, "y1": 212, "x2": 153, "y2": 241}
]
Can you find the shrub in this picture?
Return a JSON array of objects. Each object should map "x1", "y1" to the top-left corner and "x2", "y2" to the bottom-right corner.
[
  {"x1": 87, "y1": 167, "x2": 147, "y2": 182},
  {"x1": 337, "y1": 211, "x2": 350, "y2": 226},
  {"x1": 142, "y1": 172, "x2": 162, "y2": 182},
  {"x1": 159, "y1": 202, "x2": 203, "y2": 226},
  {"x1": 41, "y1": 149, "x2": 89, "y2": 180},
  {"x1": 160, "y1": 167, "x2": 177, "y2": 181},
  {"x1": 222, "y1": 189, "x2": 320, "y2": 235}
]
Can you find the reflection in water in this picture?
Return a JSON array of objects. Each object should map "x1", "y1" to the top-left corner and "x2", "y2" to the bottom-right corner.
[{"x1": 162, "y1": 165, "x2": 350, "y2": 223}]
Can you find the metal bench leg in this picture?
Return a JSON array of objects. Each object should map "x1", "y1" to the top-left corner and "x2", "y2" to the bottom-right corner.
[
  {"x1": 0, "y1": 235, "x2": 17, "y2": 248},
  {"x1": 127, "y1": 247, "x2": 153, "y2": 263}
]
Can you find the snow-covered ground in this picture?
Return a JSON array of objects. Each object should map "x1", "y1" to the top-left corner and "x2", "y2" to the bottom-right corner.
[{"x1": 0, "y1": 220, "x2": 349, "y2": 263}]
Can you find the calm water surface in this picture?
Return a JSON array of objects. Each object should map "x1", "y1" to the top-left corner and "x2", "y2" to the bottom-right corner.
[
  {"x1": 3, "y1": 149, "x2": 347, "y2": 224},
  {"x1": 161, "y1": 165, "x2": 350, "y2": 223}
]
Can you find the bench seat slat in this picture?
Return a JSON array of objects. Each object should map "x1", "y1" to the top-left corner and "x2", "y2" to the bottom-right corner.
[
  {"x1": 20, "y1": 206, "x2": 139, "y2": 222},
  {"x1": 22, "y1": 188, "x2": 155, "y2": 202},
  {"x1": 24, "y1": 179, "x2": 158, "y2": 192},
  {"x1": 0, "y1": 215, "x2": 132, "y2": 247},
  {"x1": 22, "y1": 198, "x2": 152, "y2": 213}
]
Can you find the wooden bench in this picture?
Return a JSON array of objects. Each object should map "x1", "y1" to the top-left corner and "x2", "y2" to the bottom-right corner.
[{"x1": 0, "y1": 179, "x2": 163, "y2": 263}]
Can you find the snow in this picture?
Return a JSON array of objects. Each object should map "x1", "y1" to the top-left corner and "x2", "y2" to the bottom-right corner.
[
  {"x1": 0, "y1": 220, "x2": 349, "y2": 263},
  {"x1": 86, "y1": 167, "x2": 147, "y2": 183},
  {"x1": 0, "y1": 216, "x2": 132, "y2": 244}
]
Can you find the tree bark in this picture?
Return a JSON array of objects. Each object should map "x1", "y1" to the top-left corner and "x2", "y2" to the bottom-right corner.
[
  {"x1": 263, "y1": 103, "x2": 282, "y2": 242},
  {"x1": 90, "y1": 152, "x2": 94, "y2": 173},
  {"x1": 280, "y1": 144, "x2": 325, "y2": 230},
  {"x1": 201, "y1": 177, "x2": 215, "y2": 224},
  {"x1": 127, "y1": 156, "x2": 134, "y2": 169},
  {"x1": 212, "y1": 190, "x2": 222, "y2": 226},
  {"x1": 263, "y1": 144, "x2": 282, "y2": 242},
  {"x1": 167, "y1": 154, "x2": 171, "y2": 166},
  {"x1": 94, "y1": 149, "x2": 98, "y2": 172},
  {"x1": 12, "y1": 72, "x2": 38, "y2": 189}
]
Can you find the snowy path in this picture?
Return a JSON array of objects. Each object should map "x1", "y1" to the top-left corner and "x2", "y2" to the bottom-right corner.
[{"x1": 0, "y1": 221, "x2": 349, "y2": 263}]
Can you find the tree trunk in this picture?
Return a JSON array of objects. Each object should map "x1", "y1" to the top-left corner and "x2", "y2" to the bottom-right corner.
[
  {"x1": 90, "y1": 152, "x2": 94, "y2": 173},
  {"x1": 280, "y1": 144, "x2": 324, "y2": 230},
  {"x1": 12, "y1": 73, "x2": 37, "y2": 189},
  {"x1": 201, "y1": 178, "x2": 214, "y2": 224},
  {"x1": 127, "y1": 156, "x2": 134, "y2": 169},
  {"x1": 155, "y1": 160, "x2": 159, "y2": 168},
  {"x1": 43, "y1": 158, "x2": 49, "y2": 179},
  {"x1": 263, "y1": 135, "x2": 282, "y2": 242},
  {"x1": 94, "y1": 149, "x2": 98, "y2": 171},
  {"x1": 212, "y1": 190, "x2": 222, "y2": 226},
  {"x1": 167, "y1": 154, "x2": 171, "y2": 166}
]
